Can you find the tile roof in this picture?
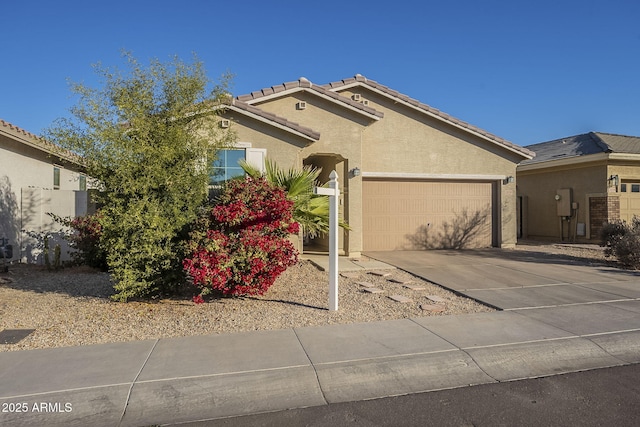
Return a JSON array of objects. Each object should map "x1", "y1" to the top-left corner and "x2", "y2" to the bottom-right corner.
[
  {"x1": 323, "y1": 74, "x2": 535, "y2": 159},
  {"x1": 521, "y1": 132, "x2": 640, "y2": 165},
  {"x1": 227, "y1": 99, "x2": 320, "y2": 141},
  {"x1": 0, "y1": 119, "x2": 82, "y2": 165},
  {"x1": 237, "y1": 77, "x2": 384, "y2": 120},
  {"x1": 594, "y1": 132, "x2": 640, "y2": 154}
]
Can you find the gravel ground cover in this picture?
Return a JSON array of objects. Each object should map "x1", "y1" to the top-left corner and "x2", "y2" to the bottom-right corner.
[{"x1": 0, "y1": 242, "x2": 612, "y2": 352}]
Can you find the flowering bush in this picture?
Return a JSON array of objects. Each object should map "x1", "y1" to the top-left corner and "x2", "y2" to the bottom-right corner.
[
  {"x1": 49, "y1": 212, "x2": 108, "y2": 270},
  {"x1": 183, "y1": 177, "x2": 299, "y2": 297},
  {"x1": 67, "y1": 213, "x2": 108, "y2": 270}
]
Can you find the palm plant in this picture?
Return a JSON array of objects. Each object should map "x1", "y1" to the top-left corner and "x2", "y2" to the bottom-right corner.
[{"x1": 239, "y1": 159, "x2": 349, "y2": 237}]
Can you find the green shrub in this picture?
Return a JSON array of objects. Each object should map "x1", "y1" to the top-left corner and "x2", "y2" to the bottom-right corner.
[
  {"x1": 44, "y1": 53, "x2": 235, "y2": 302},
  {"x1": 600, "y1": 216, "x2": 640, "y2": 268}
]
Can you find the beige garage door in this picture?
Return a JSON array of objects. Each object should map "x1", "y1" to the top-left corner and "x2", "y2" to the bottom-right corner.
[
  {"x1": 363, "y1": 180, "x2": 494, "y2": 251},
  {"x1": 620, "y1": 192, "x2": 640, "y2": 223}
]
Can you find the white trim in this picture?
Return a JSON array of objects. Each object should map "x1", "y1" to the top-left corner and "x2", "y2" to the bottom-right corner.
[
  {"x1": 361, "y1": 171, "x2": 506, "y2": 181},
  {"x1": 245, "y1": 148, "x2": 267, "y2": 173},
  {"x1": 233, "y1": 141, "x2": 252, "y2": 148}
]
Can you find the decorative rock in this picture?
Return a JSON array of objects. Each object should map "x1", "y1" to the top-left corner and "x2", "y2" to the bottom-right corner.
[
  {"x1": 370, "y1": 271, "x2": 392, "y2": 277},
  {"x1": 388, "y1": 278, "x2": 412, "y2": 284},
  {"x1": 420, "y1": 304, "x2": 446, "y2": 312},
  {"x1": 403, "y1": 284, "x2": 426, "y2": 291},
  {"x1": 340, "y1": 272, "x2": 360, "y2": 278},
  {"x1": 363, "y1": 287, "x2": 384, "y2": 294},
  {"x1": 388, "y1": 295, "x2": 412, "y2": 303},
  {"x1": 426, "y1": 295, "x2": 446, "y2": 303},
  {"x1": 356, "y1": 281, "x2": 376, "y2": 288}
]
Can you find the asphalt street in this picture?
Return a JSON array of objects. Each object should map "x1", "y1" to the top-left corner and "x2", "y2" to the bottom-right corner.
[{"x1": 179, "y1": 363, "x2": 640, "y2": 427}]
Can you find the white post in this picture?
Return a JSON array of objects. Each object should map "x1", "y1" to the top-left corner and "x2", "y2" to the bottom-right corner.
[
  {"x1": 328, "y1": 170, "x2": 339, "y2": 311},
  {"x1": 313, "y1": 170, "x2": 340, "y2": 311}
]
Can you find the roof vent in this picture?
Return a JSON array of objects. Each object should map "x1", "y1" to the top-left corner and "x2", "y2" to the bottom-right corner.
[
  {"x1": 352, "y1": 93, "x2": 362, "y2": 101},
  {"x1": 296, "y1": 101, "x2": 307, "y2": 110},
  {"x1": 362, "y1": 99, "x2": 370, "y2": 106},
  {"x1": 220, "y1": 119, "x2": 230, "y2": 128}
]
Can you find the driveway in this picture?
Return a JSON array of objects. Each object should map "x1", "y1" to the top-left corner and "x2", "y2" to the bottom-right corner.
[{"x1": 366, "y1": 248, "x2": 640, "y2": 311}]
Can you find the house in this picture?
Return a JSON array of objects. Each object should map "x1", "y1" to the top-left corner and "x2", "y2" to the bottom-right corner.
[
  {"x1": 517, "y1": 132, "x2": 640, "y2": 242},
  {"x1": 217, "y1": 75, "x2": 534, "y2": 256},
  {"x1": 0, "y1": 119, "x2": 91, "y2": 263}
]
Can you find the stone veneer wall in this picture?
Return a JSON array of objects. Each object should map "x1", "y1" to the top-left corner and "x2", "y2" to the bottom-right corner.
[{"x1": 589, "y1": 195, "x2": 620, "y2": 238}]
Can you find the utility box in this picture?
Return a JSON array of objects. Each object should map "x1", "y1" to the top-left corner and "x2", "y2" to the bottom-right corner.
[{"x1": 556, "y1": 188, "x2": 572, "y2": 217}]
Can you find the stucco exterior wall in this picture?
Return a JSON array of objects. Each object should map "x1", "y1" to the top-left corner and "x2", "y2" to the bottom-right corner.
[
  {"x1": 608, "y1": 162, "x2": 640, "y2": 182},
  {"x1": 1, "y1": 136, "x2": 84, "y2": 193},
  {"x1": 1, "y1": 128, "x2": 89, "y2": 263},
  {"x1": 249, "y1": 93, "x2": 369, "y2": 255},
  {"x1": 343, "y1": 88, "x2": 522, "y2": 248},
  {"x1": 517, "y1": 162, "x2": 607, "y2": 240},
  {"x1": 361, "y1": 104, "x2": 520, "y2": 175},
  {"x1": 218, "y1": 114, "x2": 309, "y2": 170},
  {"x1": 223, "y1": 82, "x2": 530, "y2": 254}
]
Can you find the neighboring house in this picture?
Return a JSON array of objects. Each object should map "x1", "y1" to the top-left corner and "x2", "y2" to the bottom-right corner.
[
  {"x1": 218, "y1": 75, "x2": 534, "y2": 255},
  {"x1": 0, "y1": 119, "x2": 91, "y2": 263},
  {"x1": 517, "y1": 132, "x2": 640, "y2": 242}
]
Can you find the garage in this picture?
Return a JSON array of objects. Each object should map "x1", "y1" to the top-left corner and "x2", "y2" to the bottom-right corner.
[
  {"x1": 620, "y1": 183, "x2": 640, "y2": 224},
  {"x1": 362, "y1": 179, "x2": 495, "y2": 251}
]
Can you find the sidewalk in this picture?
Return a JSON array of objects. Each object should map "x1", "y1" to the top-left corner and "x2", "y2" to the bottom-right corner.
[{"x1": 1, "y1": 253, "x2": 640, "y2": 426}]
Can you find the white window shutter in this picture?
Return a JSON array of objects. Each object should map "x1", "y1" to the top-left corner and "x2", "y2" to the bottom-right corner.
[{"x1": 245, "y1": 148, "x2": 266, "y2": 174}]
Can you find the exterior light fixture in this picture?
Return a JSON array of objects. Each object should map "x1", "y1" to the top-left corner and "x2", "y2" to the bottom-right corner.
[
  {"x1": 350, "y1": 167, "x2": 361, "y2": 177},
  {"x1": 608, "y1": 175, "x2": 619, "y2": 187},
  {"x1": 503, "y1": 176, "x2": 514, "y2": 184}
]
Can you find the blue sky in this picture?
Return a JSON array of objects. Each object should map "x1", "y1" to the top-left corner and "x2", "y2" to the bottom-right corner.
[{"x1": 2, "y1": 0, "x2": 639, "y2": 146}]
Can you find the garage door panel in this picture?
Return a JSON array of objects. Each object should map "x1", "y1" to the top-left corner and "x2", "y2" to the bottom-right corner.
[
  {"x1": 363, "y1": 180, "x2": 493, "y2": 251},
  {"x1": 620, "y1": 194, "x2": 640, "y2": 223}
]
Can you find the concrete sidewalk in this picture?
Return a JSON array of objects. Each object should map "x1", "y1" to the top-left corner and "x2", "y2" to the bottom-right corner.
[{"x1": 1, "y1": 250, "x2": 640, "y2": 426}]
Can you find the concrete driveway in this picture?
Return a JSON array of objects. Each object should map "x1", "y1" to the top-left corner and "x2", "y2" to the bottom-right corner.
[{"x1": 366, "y1": 248, "x2": 640, "y2": 333}]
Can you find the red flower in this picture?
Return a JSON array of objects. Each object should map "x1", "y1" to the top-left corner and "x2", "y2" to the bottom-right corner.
[{"x1": 183, "y1": 177, "x2": 298, "y2": 296}]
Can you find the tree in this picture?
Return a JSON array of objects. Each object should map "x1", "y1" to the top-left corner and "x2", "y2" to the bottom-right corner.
[
  {"x1": 45, "y1": 52, "x2": 235, "y2": 301},
  {"x1": 239, "y1": 159, "x2": 350, "y2": 238}
]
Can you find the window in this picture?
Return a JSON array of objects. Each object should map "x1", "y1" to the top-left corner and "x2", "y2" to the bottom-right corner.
[
  {"x1": 621, "y1": 183, "x2": 627, "y2": 192},
  {"x1": 210, "y1": 149, "x2": 246, "y2": 185},
  {"x1": 633, "y1": 184, "x2": 640, "y2": 193},
  {"x1": 79, "y1": 175, "x2": 87, "y2": 191},
  {"x1": 209, "y1": 147, "x2": 266, "y2": 186},
  {"x1": 53, "y1": 166, "x2": 61, "y2": 189}
]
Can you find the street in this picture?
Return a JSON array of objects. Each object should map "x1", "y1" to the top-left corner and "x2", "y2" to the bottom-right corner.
[{"x1": 178, "y1": 363, "x2": 640, "y2": 427}]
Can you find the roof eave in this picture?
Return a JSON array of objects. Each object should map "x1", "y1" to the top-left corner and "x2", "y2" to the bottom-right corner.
[
  {"x1": 517, "y1": 152, "x2": 611, "y2": 171},
  {"x1": 240, "y1": 86, "x2": 383, "y2": 121},
  {"x1": 0, "y1": 122, "x2": 83, "y2": 166},
  {"x1": 329, "y1": 82, "x2": 534, "y2": 160}
]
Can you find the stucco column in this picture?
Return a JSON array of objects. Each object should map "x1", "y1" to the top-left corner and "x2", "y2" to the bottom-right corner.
[{"x1": 501, "y1": 176, "x2": 517, "y2": 248}]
